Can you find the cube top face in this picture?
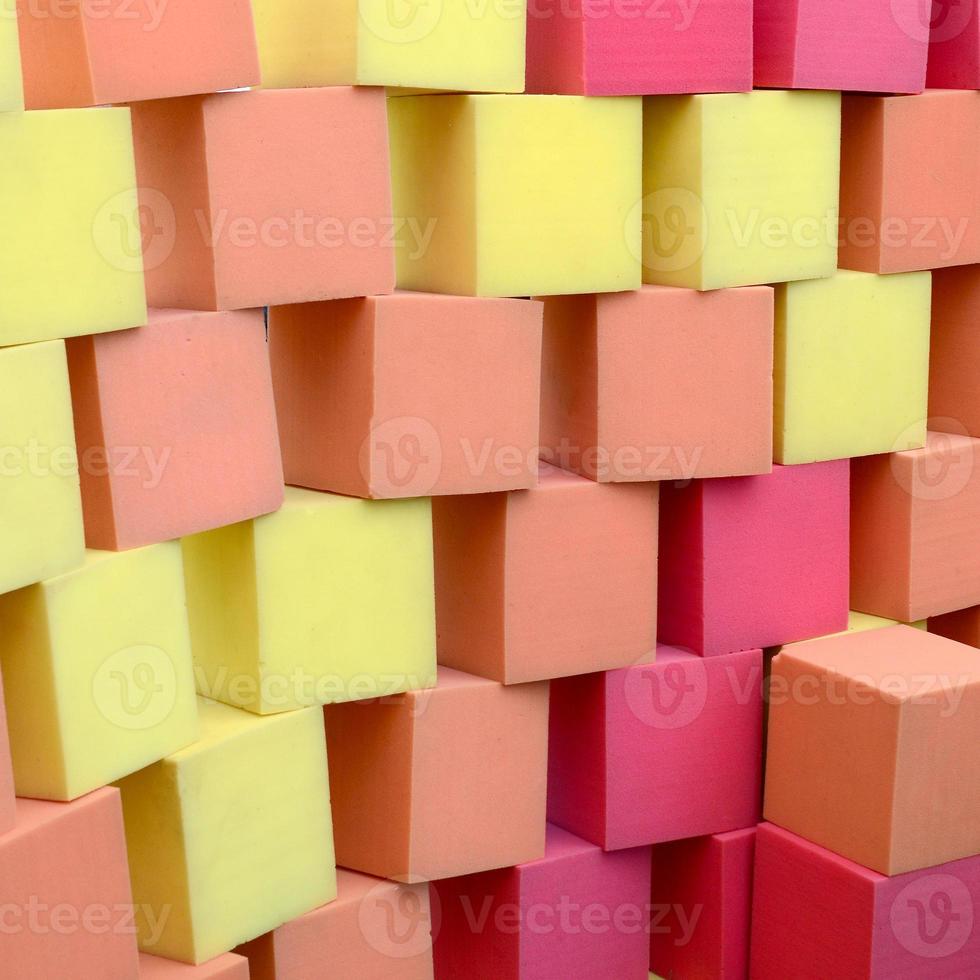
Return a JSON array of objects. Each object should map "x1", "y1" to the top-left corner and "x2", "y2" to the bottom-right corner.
[
  {"x1": 0, "y1": 0, "x2": 23, "y2": 111},
  {"x1": 0, "y1": 108, "x2": 147, "y2": 345},
  {"x1": 929, "y1": 265, "x2": 980, "y2": 437},
  {"x1": 139, "y1": 951, "x2": 251, "y2": 979},
  {"x1": 642, "y1": 91, "x2": 841, "y2": 291},
  {"x1": 774, "y1": 270, "x2": 931, "y2": 465}
]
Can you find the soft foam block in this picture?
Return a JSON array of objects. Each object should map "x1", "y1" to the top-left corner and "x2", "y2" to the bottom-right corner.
[
  {"x1": 129, "y1": 87, "x2": 393, "y2": 311},
  {"x1": 641, "y1": 91, "x2": 840, "y2": 290},
  {"x1": 236, "y1": 870, "x2": 434, "y2": 979},
  {"x1": 433, "y1": 463, "x2": 658, "y2": 684},
  {"x1": 839, "y1": 91, "x2": 980, "y2": 274},
  {"x1": 774, "y1": 270, "x2": 931, "y2": 464},
  {"x1": 325, "y1": 666, "x2": 549, "y2": 881},
  {"x1": 0, "y1": 666, "x2": 14, "y2": 833},
  {"x1": 649, "y1": 828, "x2": 755, "y2": 980},
  {"x1": 117, "y1": 699, "x2": 335, "y2": 964},
  {"x1": 182, "y1": 487, "x2": 436, "y2": 714},
  {"x1": 525, "y1": 0, "x2": 751, "y2": 96},
  {"x1": 67, "y1": 308, "x2": 284, "y2": 551},
  {"x1": 1, "y1": 0, "x2": 23, "y2": 110},
  {"x1": 433, "y1": 824, "x2": 651, "y2": 979},
  {"x1": 389, "y1": 94, "x2": 641, "y2": 297},
  {"x1": 927, "y1": 0, "x2": 980, "y2": 88},
  {"x1": 16, "y1": 0, "x2": 259, "y2": 108},
  {"x1": 269, "y1": 292, "x2": 542, "y2": 498},
  {"x1": 930, "y1": 604, "x2": 980, "y2": 648},
  {"x1": 766, "y1": 626, "x2": 980, "y2": 875},
  {"x1": 658, "y1": 461, "x2": 850, "y2": 656},
  {"x1": 0, "y1": 341, "x2": 85, "y2": 596},
  {"x1": 929, "y1": 265, "x2": 980, "y2": 438},
  {"x1": 752, "y1": 822, "x2": 980, "y2": 978},
  {"x1": 140, "y1": 953, "x2": 250, "y2": 979},
  {"x1": 540, "y1": 285, "x2": 774, "y2": 482},
  {"x1": 252, "y1": 0, "x2": 524, "y2": 92},
  {"x1": 0, "y1": 543, "x2": 197, "y2": 802},
  {"x1": 754, "y1": 0, "x2": 928, "y2": 92},
  {"x1": 548, "y1": 646, "x2": 763, "y2": 850},
  {"x1": 0, "y1": 108, "x2": 146, "y2": 346},
  {"x1": 851, "y1": 432, "x2": 980, "y2": 620}
]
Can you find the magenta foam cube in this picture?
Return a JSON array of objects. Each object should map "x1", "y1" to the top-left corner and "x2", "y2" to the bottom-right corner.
[
  {"x1": 650, "y1": 828, "x2": 755, "y2": 980},
  {"x1": 751, "y1": 822, "x2": 980, "y2": 978},
  {"x1": 928, "y1": 0, "x2": 980, "y2": 88},
  {"x1": 658, "y1": 462, "x2": 850, "y2": 657},
  {"x1": 548, "y1": 646, "x2": 763, "y2": 851},
  {"x1": 525, "y1": 0, "x2": 752, "y2": 96},
  {"x1": 754, "y1": 0, "x2": 929, "y2": 93},
  {"x1": 432, "y1": 824, "x2": 651, "y2": 980}
]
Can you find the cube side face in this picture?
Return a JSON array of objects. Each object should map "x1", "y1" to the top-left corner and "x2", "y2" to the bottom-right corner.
[
  {"x1": 927, "y1": 1, "x2": 980, "y2": 88},
  {"x1": 0, "y1": 666, "x2": 14, "y2": 832},
  {"x1": 929, "y1": 265, "x2": 980, "y2": 438},
  {"x1": 929, "y1": 605, "x2": 980, "y2": 649},
  {"x1": 752, "y1": 0, "x2": 803, "y2": 88},
  {"x1": 1, "y1": 0, "x2": 24, "y2": 110},
  {"x1": 524, "y1": 0, "x2": 585, "y2": 95},
  {"x1": 656, "y1": 482, "x2": 706, "y2": 654},
  {"x1": 14, "y1": 0, "x2": 92, "y2": 109}
]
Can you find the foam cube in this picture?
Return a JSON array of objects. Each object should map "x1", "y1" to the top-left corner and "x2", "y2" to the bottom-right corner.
[
  {"x1": 658, "y1": 461, "x2": 850, "y2": 656},
  {"x1": 927, "y1": 0, "x2": 980, "y2": 88},
  {"x1": 16, "y1": 0, "x2": 259, "y2": 109},
  {"x1": 252, "y1": 0, "x2": 524, "y2": 92},
  {"x1": 389, "y1": 94, "x2": 641, "y2": 297},
  {"x1": 839, "y1": 91, "x2": 980, "y2": 274},
  {"x1": 0, "y1": 543, "x2": 197, "y2": 801},
  {"x1": 0, "y1": 108, "x2": 146, "y2": 346},
  {"x1": 0, "y1": 341, "x2": 85, "y2": 596},
  {"x1": 67, "y1": 309, "x2": 284, "y2": 551},
  {"x1": 129, "y1": 87, "x2": 393, "y2": 311},
  {"x1": 433, "y1": 824, "x2": 651, "y2": 979},
  {"x1": 851, "y1": 432, "x2": 980, "y2": 620},
  {"x1": 930, "y1": 604, "x2": 980, "y2": 648},
  {"x1": 540, "y1": 285, "x2": 774, "y2": 482},
  {"x1": 752, "y1": 822, "x2": 980, "y2": 978},
  {"x1": 236, "y1": 870, "x2": 434, "y2": 979},
  {"x1": 525, "y1": 0, "x2": 751, "y2": 96},
  {"x1": 641, "y1": 91, "x2": 840, "y2": 290},
  {"x1": 929, "y1": 265, "x2": 980, "y2": 438},
  {"x1": 140, "y1": 953, "x2": 250, "y2": 980},
  {"x1": 766, "y1": 625, "x2": 980, "y2": 875},
  {"x1": 0, "y1": 789, "x2": 139, "y2": 977},
  {"x1": 269, "y1": 292, "x2": 542, "y2": 498},
  {"x1": 1, "y1": 0, "x2": 23, "y2": 110},
  {"x1": 548, "y1": 646, "x2": 763, "y2": 851},
  {"x1": 182, "y1": 487, "x2": 436, "y2": 714},
  {"x1": 774, "y1": 270, "x2": 932, "y2": 465},
  {"x1": 118, "y1": 699, "x2": 335, "y2": 964},
  {"x1": 433, "y1": 463, "x2": 658, "y2": 684},
  {"x1": 754, "y1": 0, "x2": 928, "y2": 93},
  {"x1": 325, "y1": 666, "x2": 549, "y2": 881},
  {"x1": 783, "y1": 611, "x2": 928, "y2": 650},
  {"x1": 649, "y1": 828, "x2": 755, "y2": 980},
  {"x1": 0, "y1": 666, "x2": 14, "y2": 833}
]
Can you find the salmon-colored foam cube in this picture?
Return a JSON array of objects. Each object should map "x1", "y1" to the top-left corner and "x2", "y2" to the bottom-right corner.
[
  {"x1": 548, "y1": 646, "x2": 763, "y2": 851},
  {"x1": 540, "y1": 285, "x2": 773, "y2": 482},
  {"x1": 269, "y1": 292, "x2": 542, "y2": 499},
  {"x1": 139, "y1": 952, "x2": 250, "y2": 979},
  {"x1": 16, "y1": 0, "x2": 260, "y2": 109},
  {"x1": 929, "y1": 265, "x2": 980, "y2": 438},
  {"x1": 930, "y1": 604, "x2": 980, "y2": 649},
  {"x1": 0, "y1": 788, "x2": 139, "y2": 978},
  {"x1": 325, "y1": 666, "x2": 549, "y2": 882},
  {"x1": 67, "y1": 309, "x2": 284, "y2": 551},
  {"x1": 928, "y1": 0, "x2": 980, "y2": 88},
  {"x1": 765, "y1": 625, "x2": 980, "y2": 875},
  {"x1": 433, "y1": 463, "x2": 658, "y2": 684},
  {"x1": 0, "y1": 666, "x2": 14, "y2": 833},
  {"x1": 851, "y1": 432, "x2": 980, "y2": 620},
  {"x1": 129, "y1": 88, "x2": 394, "y2": 311}
]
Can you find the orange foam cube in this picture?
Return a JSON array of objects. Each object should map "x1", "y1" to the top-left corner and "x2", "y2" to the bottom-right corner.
[
  {"x1": 140, "y1": 952, "x2": 250, "y2": 979},
  {"x1": 0, "y1": 665, "x2": 14, "y2": 833}
]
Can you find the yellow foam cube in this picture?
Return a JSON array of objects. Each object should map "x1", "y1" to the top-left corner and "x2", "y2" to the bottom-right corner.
[
  {"x1": 642, "y1": 91, "x2": 841, "y2": 290},
  {"x1": 0, "y1": 341, "x2": 84, "y2": 596},
  {"x1": 774, "y1": 270, "x2": 931, "y2": 465},
  {"x1": 0, "y1": 108, "x2": 147, "y2": 346},
  {"x1": 1, "y1": 0, "x2": 23, "y2": 111},
  {"x1": 182, "y1": 487, "x2": 437, "y2": 715},
  {"x1": 117, "y1": 698, "x2": 336, "y2": 964},
  {"x1": 389, "y1": 94, "x2": 642, "y2": 297},
  {"x1": 0, "y1": 542, "x2": 198, "y2": 801},
  {"x1": 252, "y1": 0, "x2": 525, "y2": 92}
]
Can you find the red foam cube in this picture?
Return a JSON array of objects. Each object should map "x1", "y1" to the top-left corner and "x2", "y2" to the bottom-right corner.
[{"x1": 927, "y1": 0, "x2": 980, "y2": 88}]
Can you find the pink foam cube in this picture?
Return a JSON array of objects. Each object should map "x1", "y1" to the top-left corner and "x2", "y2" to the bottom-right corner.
[
  {"x1": 650, "y1": 828, "x2": 755, "y2": 980},
  {"x1": 548, "y1": 646, "x2": 763, "y2": 851},
  {"x1": 754, "y1": 0, "x2": 928, "y2": 93},
  {"x1": 139, "y1": 952, "x2": 250, "y2": 979},
  {"x1": 0, "y1": 665, "x2": 14, "y2": 834},
  {"x1": 658, "y1": 462, "x2": 850, "y2": 656},
  {"x1": 433, "y1": 824, "x2": 651, "y2": 980},
  {"x1": 67, "y1": 309, "x2": 284, "y2": 551},
  {"x1": 751, "y1": 822, "x2": 980, "y2": 978},
  {"x1": 525, "y1": 0, "x2": 752, "y2": 96},
  {"x1": 927, "y1": 0, "x2": 980, "y2": 88}
]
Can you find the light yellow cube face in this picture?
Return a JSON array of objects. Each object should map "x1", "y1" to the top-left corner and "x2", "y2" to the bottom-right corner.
[
  {"x1": 0, "y1": 341, "x2": 84, "y2": 596},
  {"x1": 117, "y1": 699, "x2": 336, "y2": 965},
  {"x1": 642, "y1": 91, "x2": 841, "y2": 290},
  {"x1": 0, "y1": 108, "x2": 147, "y2": 346},
  {"x1": 183, "y1": 487, "x2": 437, "y2": 714},
  {"x1": 774, "y1": 270, "x2": 931, "y2": 465},
  {"x1": 1, "y1": 0, "x2": 24, "y2": 111},
  {"x1": 0, "y1": 543, "x2": 198, "y2": 801}
]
